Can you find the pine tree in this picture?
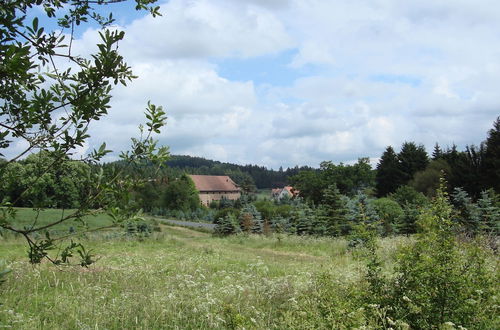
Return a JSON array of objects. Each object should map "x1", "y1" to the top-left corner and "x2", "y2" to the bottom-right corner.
[{"x1": 375, "y1": 146, "x2": 404, "y2": 197}]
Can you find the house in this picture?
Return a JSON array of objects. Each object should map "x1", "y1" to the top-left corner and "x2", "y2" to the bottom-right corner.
[
  {"x1": 188, "y1": 175, "x2": 241, "y2": 206},
  {"x1": 271, "y1": 186, "x2": 299, "y2": 200}
]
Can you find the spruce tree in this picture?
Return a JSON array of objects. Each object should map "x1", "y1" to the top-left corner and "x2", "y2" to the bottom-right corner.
[
  {"x1": 320, "y1": 184, "x2": 349, "y2": 236},
  {"x1": 292, "y1": 205, "x2": 314, "y2": 235},
  {"x1": 477, "y1": 190, "x2": 500, "y2": 235},
  {"x1": 238, "y1": 204, "x2": 263, "y2": 234},
  {"x1": 397, "y1": 142, "x2": 429, "y2": 184},
  {"x1": 345, "y1": 192, "x2": 380, "y2": 235},
  {"x1": 214, "y1": 214, "x2": 240, "y2": 236},
  {"x1": 375, "y1": 146, "x2": 403, "y2": 197},
  {"x1": 432, "y1": 143, "x2": 443, "y2": 160},
  {"x1": 451, "y1": 187, "x2": 481, "y2": 235}
]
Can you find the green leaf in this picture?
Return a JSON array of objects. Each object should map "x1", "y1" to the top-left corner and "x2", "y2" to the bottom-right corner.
[{"x1": 32, "y1": 17, "x2": 38, "y2": 32}]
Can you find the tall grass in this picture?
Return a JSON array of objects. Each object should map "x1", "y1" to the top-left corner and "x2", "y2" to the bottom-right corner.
[{"x1": 0, "y1": 225, "x2": 497, "y2": 329}]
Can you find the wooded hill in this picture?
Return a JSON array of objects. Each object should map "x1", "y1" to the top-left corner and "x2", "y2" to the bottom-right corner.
[{"x1": 163, "y1": 155, "x2": 315, "y2": 189}]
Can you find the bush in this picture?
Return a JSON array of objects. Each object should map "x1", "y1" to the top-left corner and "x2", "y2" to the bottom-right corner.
[
  {"x1": 372, "y1": 197, "x2": 403, "y2": 236},
  {"x1": 380, "y1": 181, "x2": 499, "y2": 329}
]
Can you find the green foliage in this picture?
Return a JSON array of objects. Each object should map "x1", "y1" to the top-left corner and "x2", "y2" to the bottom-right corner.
[
  {"x1": 476, "y1": 190, "x2": 500, "y2": 235},
  {"x1": 163, "y1": 155, "x2": 310, "y2": 189},
  {"x1": 289, "y1": 204, "x2": 315, "y2": 235},
  {"x1": 390, "y1": 186, "x2": 428, "y2": 235},
  {"x1": 291, "y1": 158, "x2": 375, "y2": 204},
  {"x1": 124, "y1": 218, "x2": 154, "y2": 238},
  {"x1": 253, "y1": 200, "x2": 292, "y2": 223},
  {"x1": 345, "y1": 193, "x2": 379, "y2": 231},
  {"x1": 376, "y1": 146, "x2": 403, "y2": 197},
  {"x1": 395, "y1": 204, "x2": 421, "y2": 235},
  {"x1": 345, "y1": 193, "x2": 380, "y2": 248},
  {"x1": 238, "y1": 204, "x2": 263, "y2": 234},
  {"x1": 161, "y1": 175, "x2": 200, "y2": 212},
  {"x1": 452, "y1": 187, "x2": 481, "y2": 235},
  {"x1": 213, "y1": 214, "x2": 240, "y2": 236},
  {"x1": 318, "y1": 184, "x2": 349, "y2": 236},
  {"x1": 214, "y1": 207, "x2": 240, "y2": 224},
  {"x1": 321, "y1": 158, "x2": 376, "y2": 196},
  {"x1": 0, "y1": 224, "x2": 497, "y2": 328},
  {"x1": 0, "y1": 151, "x2": 92, "y2": 208},
  {"x1": 387, "y1": 181, "x2": 499, "y2": 328},
  {"x1": 410, "y1": 159, "x2": 451, "y2": 197},
  {"x1": 452, "y1": 187, "x2": 500, "y2": 236},
  {"x1": 0, "y1": 260, "x2": 11, "y2": 288},
  {"x1": 390, "y1": 185, "x2": 428, "y2": 207},
  {"x1": 289, "y1": 170, "x2": 324, "y2": 205},
  {"x1": 397, "y1": 141, "x2": 429, "y2": 184},
  {"x1": 482, "y1": 116, "x2": 500, "y2": 193},
  {"x1": 0, "y1": 0, "x2": 168, "y2": 265},
  {"x1": 372, "y1": 197, "x2": 403, "y2": 236}
]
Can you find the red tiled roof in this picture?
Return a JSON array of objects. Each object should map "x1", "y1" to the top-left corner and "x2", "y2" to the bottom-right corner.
[{"x1": 188, "y1": 175, "x2": 240, "y2": 192}]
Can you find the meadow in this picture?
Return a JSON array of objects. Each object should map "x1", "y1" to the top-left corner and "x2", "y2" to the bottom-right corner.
[
  {"x1": 4, "y1": 208, "x2": 114, "y2": 233},
  {"x1": 0, "y1": 209, "x2": 498, "y2": 329},
  {"x1": 0, "y1": 220, "x2": 400, "y2": 329}
]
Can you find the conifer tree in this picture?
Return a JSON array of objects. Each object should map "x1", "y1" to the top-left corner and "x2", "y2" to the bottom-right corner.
[
  {"x1": 238, "y1": 204, "x2": 263, "y2": 234},
  {"x1": 320, "y1": 184, "x2": 349, "y2": 236},
  {"x1": 291, "y1": 205, "x2": 314, "y2": 235},
  {"x1": 477, "y1": 190, "x2": 500, "y2": 235},
  {"x1": 375, "y1": 146, "x2": 403, "y2": 197},
  {"x1": 214, "y1": 214, "x2": 240, "y2": 236},
  {"x1": 482, "y1": 116, "x2": 500, "y2": 193},
  {"x1": 432, "y1": 143, "x2": 443, "y2": 160},
  {"x1": 345, "y1": 192, "x2": 380, "y2": 235},
  {"x1": 451, "y1": 187, "x2": 481, "y2": 235},
  {"x1": 398, "y1": 142, "x2": 429, "y2": 184}
]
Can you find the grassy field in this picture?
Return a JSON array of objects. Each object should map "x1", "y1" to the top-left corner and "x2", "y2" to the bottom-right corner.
[
  {"x1": 255, "y1": 189, "x2": 271, "y2": 201},
  {"x1": 3, "y1": 207, "x2": 114, "y2": 234},
  {"x1": 0, "y1": 222, "x2": 409, "y2": 329},
  {"x1": 1, "y1": 208, "x2": 498, "y2": 329}
]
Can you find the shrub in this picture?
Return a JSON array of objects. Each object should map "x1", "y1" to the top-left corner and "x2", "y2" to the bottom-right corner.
[
  {"x1": 372, "y1": 197, "x2": 403, "y2": 236},
  {"x1": 386, "y1": 180, "x2": 499, "y2": 329}
]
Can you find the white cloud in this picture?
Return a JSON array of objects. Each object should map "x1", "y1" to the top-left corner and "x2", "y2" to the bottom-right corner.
[
  {"x1": 10, "y1": 0, "x2": 499, "y2": 170},
  {"x1": 122, "y1": 0, "x2": 293, "y2": 60}
]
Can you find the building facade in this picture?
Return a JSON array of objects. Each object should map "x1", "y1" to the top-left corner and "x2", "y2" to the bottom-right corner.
[{"x1": 188, "y1": 175, "x2": 241, "y2": 206}]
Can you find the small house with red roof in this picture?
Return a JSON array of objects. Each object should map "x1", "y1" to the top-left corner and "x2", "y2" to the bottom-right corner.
[{"x1": 271, "y1": 186, "x2": 299, "y2": 200}]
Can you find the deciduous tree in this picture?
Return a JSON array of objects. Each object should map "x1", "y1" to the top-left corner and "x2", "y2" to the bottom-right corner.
[{"x1": 0, "y1": 0, "x2": 168, "y2": 266}]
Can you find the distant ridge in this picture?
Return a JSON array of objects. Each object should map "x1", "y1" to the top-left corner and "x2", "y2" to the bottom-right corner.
[{"x1": 165, "y1": 155, "x2": 315, "y2": 189}]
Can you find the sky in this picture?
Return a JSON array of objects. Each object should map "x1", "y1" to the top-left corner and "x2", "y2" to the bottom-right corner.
[{"x1": 24, "y1": 0, "x2": 500, "y2": 168}]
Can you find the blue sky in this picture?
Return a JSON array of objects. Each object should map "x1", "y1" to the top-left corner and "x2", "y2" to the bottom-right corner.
[{"x1": 16, "y1": 0, "x2": 500, "y2": 169}]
